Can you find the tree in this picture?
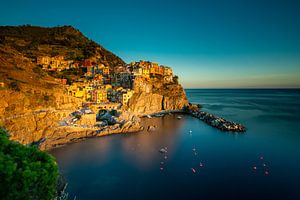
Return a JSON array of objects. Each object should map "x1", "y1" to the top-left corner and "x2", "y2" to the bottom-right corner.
[
  {"x1": 173, "y1": 75, "x2": 179, "y2": 84},
  {"x1": 0, "y1": 128, "x2": 59, "y2": 200},
  {"x1": 8, "y1": 81, "x2": 20, "y2": 91}
]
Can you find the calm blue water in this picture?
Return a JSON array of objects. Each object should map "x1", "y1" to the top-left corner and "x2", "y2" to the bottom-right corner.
[{"x1": 50, "y1": 89, "x2": 300, "y2": 200}]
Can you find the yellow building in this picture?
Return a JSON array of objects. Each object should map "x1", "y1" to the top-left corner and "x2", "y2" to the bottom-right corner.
[
  {"x1": 103, "y1": 67, "x2": 110, "y2": 75},
  {"x1": 37, "y1": 56, "x2": 51, "y2": 65},
  {"x1": 122, "y1": 90, "x2": 134, "y2": 105},
  {"x1": 75, "y1": 90, "x2": 85, "y2": 98},
  {"x1": 163, "y1": 66, "x2": 173, "y2": 76},
  {"x1": 37, "y1": 55, "x2": 69, "y2": 71},
  {"x1": 142, "y1": 68, "x2": 150, "y2": 78},
  {"x1": 105, "y1": 84, "x2": 112, "y2": 90},
  {"x1": 67, "y1": 84, "x2": 79, "y2": 96},
  {"x1": 97, "y1": 89, "x2": 108, "y2": 103}
]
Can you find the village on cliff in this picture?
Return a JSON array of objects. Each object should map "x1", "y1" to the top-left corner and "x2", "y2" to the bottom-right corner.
[{"x1": 37, "y1": 55, "x2": 174, "y2": 107}]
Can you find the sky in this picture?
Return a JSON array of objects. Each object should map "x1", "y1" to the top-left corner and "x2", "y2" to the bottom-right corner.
[{"x1": 0, "y1": 0, "x2": 300, "y2": 88}]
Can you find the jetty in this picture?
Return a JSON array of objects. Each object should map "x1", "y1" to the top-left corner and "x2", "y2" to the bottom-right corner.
[{"x1": 186, "y1": 104, "x2": 246, "y2": 132}]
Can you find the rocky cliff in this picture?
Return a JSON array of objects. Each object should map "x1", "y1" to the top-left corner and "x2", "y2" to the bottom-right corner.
[
  {"x1": 0, "y1": 25, "x2": 189, "y2": 149},
  {"x1": 0, "y1": 45, "x2": 84, "y2": 146},
  {"x1": 0, "y1": 25, "x2": 126, "y2": 147},
  {"x1": 127, "y1": 77, "x2": 188, "y2": 115}
]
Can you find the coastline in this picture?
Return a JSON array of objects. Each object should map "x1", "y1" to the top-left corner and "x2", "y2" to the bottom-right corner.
[{"x1": 40, "y1": 105, "x2": 246, "y2": 150}]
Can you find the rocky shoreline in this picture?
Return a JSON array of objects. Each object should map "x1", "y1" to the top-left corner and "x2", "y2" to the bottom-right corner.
[
  {"x1": 39, "y1": 104, "x2": 246, "y2": 150},
  {"x1": 185, "y1": 104, "x2": 246, "y2": 132},
  {"x1": 10, "y1": 102, "x2": 247, "y2": 151},
  {"x1": 38, "y1": 117, "x2": 143, "y2": 150}
]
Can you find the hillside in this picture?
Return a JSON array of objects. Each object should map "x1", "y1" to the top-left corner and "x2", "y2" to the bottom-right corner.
[
  {"x1": 0, "y1": 25, "x2": 188, "y2": 148},
  {"x1": 0, "y1": 25, "x2": 125, "y2": 68}
]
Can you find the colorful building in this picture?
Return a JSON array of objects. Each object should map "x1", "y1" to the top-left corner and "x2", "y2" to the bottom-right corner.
[
  {"x1": 96, "y1": 89, "x2": 108, "y2": 103},
  {"x1": 122, "y1": 90, "x2": 134, "y2": 105},
  {"x1": 102, "y1": 67, "x2": 110, "y2": 75},
  {"x1": 163, "y1": 66, "x2": 173, "y2": 76}
]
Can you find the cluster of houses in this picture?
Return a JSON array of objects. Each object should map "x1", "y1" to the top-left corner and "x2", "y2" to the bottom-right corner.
[
  {"x1": 36, "y1": 56, "x2": 174, "y2": 106},
  {"x1": 36, "y1": 55, "x2": 78, "y2": 71},
  {"x1": 127, "y1": 60, "x2": 173, "y2": 82},
  {"x1": 66, "y1": 81, "x2": 134, "y2": 105}
]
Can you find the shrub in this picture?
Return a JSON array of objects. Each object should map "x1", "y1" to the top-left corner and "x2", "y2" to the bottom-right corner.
[
  {"x1": 0, "y1": 128, "x2": 59, "y2": 200},
  {"x1": 44, "y1": 95, "x2": 50, "y2": 101},
  {"x1": 173, "y1": 75, "x2": 179, "y2": 84},
  {"x1": 33, "y1": 66, "x2": 47, "y2": 77},
  {"x1": 109, "y1": 109, "x2": 118, "y2": 116},
  {"x1": 8, "y1": 81, "x2": 20, "y2": 91}
]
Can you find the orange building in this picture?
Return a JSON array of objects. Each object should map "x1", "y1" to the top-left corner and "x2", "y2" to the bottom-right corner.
[
  {"x1": 103, "y1": 67, "x2": 110, "y2": 75},
  {"x1": 37, "y1": 56, "x2": 51, "y2": 65},
  {"x1": 150, "y1": 63, "x2": 164, "y2": 76}
]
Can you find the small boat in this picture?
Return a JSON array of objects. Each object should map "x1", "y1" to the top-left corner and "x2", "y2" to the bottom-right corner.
[
  {"x1": 260, "y1": 156, "x2": 264, "y2": 160},
  {"x1": 147, "y1": 115, "x2": 152, "y2": 118},
  {"x1": 159, "y1": 148, "x2": 168, "y2": 153},
  {"x1": 164, "y1": 155, "x2": 168, "y2": 159},
  {"x1": 155, "y1": 114, "x2": 164, "y2": 117},
  {"x1": 189, "y1": 130, "x2": 192, "y2": 133},
  {"x1": 264, "y1": 171, "x2": 269, "y2": 175},
  {"x1": 177, "y1": 116, "x2": 182, "y2": 120},
  {"x1": 253, "y1": 166, "x2": 257, "y2": 170},
  {"x1": 160, "y1": 167, "x2": 164, "y2": 171},
  {"x1": 199, "y1": 162, "x2": 204, "y2": 167},
  {"x1": 191, "y1": 168, "x2": 196, "y2": 173},
  {"x1": 160, "y1": 162, "x2": 164, "y2": 165}
]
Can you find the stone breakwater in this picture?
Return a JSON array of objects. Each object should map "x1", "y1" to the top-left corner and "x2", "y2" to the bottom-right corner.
[{"x1": 189, "y1": 110, "x2": 246, "y2": 132}]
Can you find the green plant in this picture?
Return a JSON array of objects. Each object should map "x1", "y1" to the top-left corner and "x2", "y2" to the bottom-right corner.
[
  {"x1": 8, "y1": 81, "x2": 20, "y2": 91},
  {"x1": 173, "y1": 75, "x2": 179, "y2": 84},
  {"x1": 44, "y1": 95, "x2": 50, "y2": 101},
  {"x1": 33, "y1": 66, "x2": 47, "y2": 77},
  {"x1": 0, "y1": 128, "x2": 59, "y2": 200},
  {"x1": 109, "y1": 109, "x2": 118, "y2": 116},
  {"x1": 74, "y1": 114, "x2": 81, "y2": 120}
]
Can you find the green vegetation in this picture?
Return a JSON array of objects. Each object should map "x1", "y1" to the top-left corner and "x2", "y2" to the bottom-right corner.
[
  {"x1": 33, "y1": 66, "x2": 47, "y2": 78},
  {"x1": 109, "y1": 109, "x2": 118, "y2": 116},
  {"x1": 173, "y1": 75, "x2": 179, "y2": 84},
  {"x1": 0, "y1": 128, "x2": 59, "y2": 200},
  {"x1": 8, "y1": 81, "x2": 20, "y2": 91},
  {"x1": 44, "y1": 95, "x2": 50, "y2": 101}
]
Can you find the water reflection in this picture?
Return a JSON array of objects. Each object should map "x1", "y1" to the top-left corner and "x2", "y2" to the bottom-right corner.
[
  {"x1": 51, "y1": 114, "x2": 185, "y2": 171},
  {"x1": 120, "y1": 114, "x2": 185, "y2": 169}
]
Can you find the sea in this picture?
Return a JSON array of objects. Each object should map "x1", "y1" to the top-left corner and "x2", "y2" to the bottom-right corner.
[{"x1": 50, "y1": 89, "x2": 300, "y2": 200}]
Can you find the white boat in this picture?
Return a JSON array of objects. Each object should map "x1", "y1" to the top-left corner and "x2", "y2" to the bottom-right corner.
[
  {"x1": 177, "y1": 116, "x2": 182, "y2": 119},
  {"x1": 159, "y1": 148, "x2": 168, "y2": 153},
  {"x1": 147, "y1": 115, "x2": 152, "y2": 118}
]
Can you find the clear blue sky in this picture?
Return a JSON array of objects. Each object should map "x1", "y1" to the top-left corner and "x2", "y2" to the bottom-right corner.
[{"x1": 1, "y1": 0, "x2": 300, "y2": 88}]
